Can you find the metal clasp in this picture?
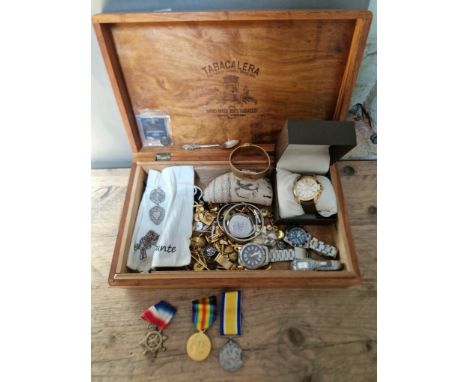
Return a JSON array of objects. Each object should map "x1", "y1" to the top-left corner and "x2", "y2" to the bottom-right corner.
[{"x1": 155, "y1": 152, "x2": 171, "y2": 161}]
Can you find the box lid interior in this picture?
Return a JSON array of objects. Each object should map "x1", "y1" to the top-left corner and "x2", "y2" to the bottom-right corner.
[{"x1": 93, "y1": 10, "x2": 371, "y2": 161}]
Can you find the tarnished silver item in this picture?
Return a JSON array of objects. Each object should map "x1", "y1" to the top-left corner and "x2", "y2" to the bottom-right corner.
[
  {"x1": 290, "y1": 259, "x2": 342, "y2": 271},
  {"x1": 149, "y1": 187, "x2": 166, "y2": 225},
  {"x1": 219, "y1": 338, "x2": 243, "y2": 372},
  {"x1": 227, "y1": 213, "x2": 254, "y2": 238},
  {"x1": 150, "y1": 187, "x2": 166, "y2": 204},
  {"x1": 222, "y1": 203, "x2": 264, "y2": 242},
  {"x1": 193, "y1": 221, "x2": 205, "y2": 232},
  {"x1": 134, "y1": 230, "x2": 160, "y2": 260},
  {"x1": 149, "y1": 206, "x2": 165, "y2": 225},
  {"x1": 139, "y1": 326, "x2": 168, "y2": 358}
]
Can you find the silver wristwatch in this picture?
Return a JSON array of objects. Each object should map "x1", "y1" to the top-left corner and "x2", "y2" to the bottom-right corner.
[
  {"x1": 290, "y1": 259, "x2": 342, "y2": 271},
  {"x1": 284, "y1": 227, "x2": 338, "y2": 259},
  {"x1": 238, "y1": 243, "x2": 298, "y2": 270}
]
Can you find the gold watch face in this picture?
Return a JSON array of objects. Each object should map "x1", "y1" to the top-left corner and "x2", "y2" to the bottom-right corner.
[{"x1": 293, "y1": 176, "x2": 322, "y2": 202}]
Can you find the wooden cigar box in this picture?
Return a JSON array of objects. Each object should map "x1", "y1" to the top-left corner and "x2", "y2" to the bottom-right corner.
[{"x1": 92, "y1": 10, "x2": 372, "y2": 287}]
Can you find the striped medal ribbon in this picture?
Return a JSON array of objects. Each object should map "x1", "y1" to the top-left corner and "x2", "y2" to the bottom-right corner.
[
  {"x1": 186, "y1": 296, "x2": 217, "y2": 362},
  {"x1": 219, "y1": 291, "x2": 244, "y2": 372},
  {"x1": 192, "y1": 296, "x2": 217, "y2": 332},
  {"x1": 141, "y1": 300, "x2": 177, "y2": 330},
  {"x1": 139, "y1": 300, "x2": 177, "y2": 358},
  {"x1": 220, "y1": 291, "x2": 242, "y2": 336}
]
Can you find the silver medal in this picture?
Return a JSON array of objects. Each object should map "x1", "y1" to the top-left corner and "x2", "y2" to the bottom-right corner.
[{"x1": 219, "y1": 338, "x2": 243, "y2": 372}]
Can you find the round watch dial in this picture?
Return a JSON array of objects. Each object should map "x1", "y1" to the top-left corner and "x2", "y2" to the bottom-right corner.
[
  {"x1": 285, "y1": 227, "x2": 309, "y2": 247},
  {"x1": 293, "y1": 176, "x2": 321, "y2": 201},
  {"x1": 239, "y1": 244, "x2": 267, "y2": 269}
]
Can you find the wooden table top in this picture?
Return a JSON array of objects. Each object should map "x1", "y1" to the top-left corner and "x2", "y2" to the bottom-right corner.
[{"x1": 92, "y1": 160, "x2": 376, "y2": 382}]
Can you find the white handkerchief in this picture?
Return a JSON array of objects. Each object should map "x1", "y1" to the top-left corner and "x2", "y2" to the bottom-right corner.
[{"x1": 127, "y1": 166, "x2": 194, "y2": 271}]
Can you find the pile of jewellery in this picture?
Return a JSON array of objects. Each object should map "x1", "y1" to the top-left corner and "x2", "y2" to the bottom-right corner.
[
  {"x1": 190, "y1": 201, "x2": 290, "y2": 271},
  {"x1": 188, "y1": 186, "x2": 343, "y2": 272}
]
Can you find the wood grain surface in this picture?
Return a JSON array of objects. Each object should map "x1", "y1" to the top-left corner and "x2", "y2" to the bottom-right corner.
[
  {"x1": 91, "y1": 160, "x2": 376, "y2": 382},
  {"x1": 93, "y1": 11, "x2": 371, "y2": 156},
  {"x1": 108, "y1": 161, "x2": 359, "y2": 287}
]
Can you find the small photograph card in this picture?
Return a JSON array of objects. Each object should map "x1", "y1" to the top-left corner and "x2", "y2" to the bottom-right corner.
[{"x1": 136, "y1": 113, "x2": 173, "y2": 147}]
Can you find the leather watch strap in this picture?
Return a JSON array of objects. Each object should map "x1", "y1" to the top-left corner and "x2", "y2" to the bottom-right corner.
[
  {"x1": 300, "y1": 199, "x2": 318, "y2": 214},
  {"x1": 229, "y1": 143, "x2": 271, "y2": 180},
  {"x1": 269, "y1": 248, "x2": 295, "y2": 262}
]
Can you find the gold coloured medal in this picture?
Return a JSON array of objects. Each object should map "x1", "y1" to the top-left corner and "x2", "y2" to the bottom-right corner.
[
  {"x1": 187, "y1": 296, "x2": 217, "y2": 362},
  {"x1": 186, "y1": 331, "x2": 212, "y2": 361}
]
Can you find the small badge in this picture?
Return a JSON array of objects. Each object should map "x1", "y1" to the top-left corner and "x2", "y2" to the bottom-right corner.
[
  {"x1": 140, "y1": 326, "x2": 168, "y2": 357},
  {"x1": 148, "y1": 187, "x2": 166, "y2": 226},
  {"x1": 139, "y1": 301, "x2": 177, "y2": 359}
]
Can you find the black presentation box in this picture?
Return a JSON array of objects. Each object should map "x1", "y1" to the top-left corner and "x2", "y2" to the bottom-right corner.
[{"x1": 274, "y1": 120, "x2": 357, "y2": 225}]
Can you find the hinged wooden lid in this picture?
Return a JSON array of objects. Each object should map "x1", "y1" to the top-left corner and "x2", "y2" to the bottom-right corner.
[{"x1": 93, "y1": 10, "x2": 371, "y2": 161}]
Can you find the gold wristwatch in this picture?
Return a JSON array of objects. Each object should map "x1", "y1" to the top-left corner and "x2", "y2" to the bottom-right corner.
[{"x1": 292, "y1": 175, "x2": 322, "y2": 205}]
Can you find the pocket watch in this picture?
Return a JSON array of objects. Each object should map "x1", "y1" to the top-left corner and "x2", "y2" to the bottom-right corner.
[
  {"x1": 292, "y1": 175, "x2": 322, "y2": 204},
  {"x1": 284, "y1": 226, "x2": 338, "y2": 259},
  {"x1": 238, "y1": 243, "x2": 297, "y2": 270}
]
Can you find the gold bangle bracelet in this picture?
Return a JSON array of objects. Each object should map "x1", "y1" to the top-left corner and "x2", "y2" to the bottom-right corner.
[{"x1": 229, "y1": 143, "x2": 271, "y2": 180}]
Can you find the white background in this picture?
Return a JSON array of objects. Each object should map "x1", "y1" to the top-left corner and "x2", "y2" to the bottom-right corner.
[{"x1": 0, "y1": 1, "x2": 467, "y2": 381}]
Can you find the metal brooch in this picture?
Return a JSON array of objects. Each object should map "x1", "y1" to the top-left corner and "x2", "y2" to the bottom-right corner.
[
  {"x1": 139, "y1": 325, "x2": 168, "y2": 358},
  {"x1": 134, "y1": 230, "x2": 160, "y2": 260},
  {"x1": 149, "y1": 187, "x2": 166, "y2": 225}
]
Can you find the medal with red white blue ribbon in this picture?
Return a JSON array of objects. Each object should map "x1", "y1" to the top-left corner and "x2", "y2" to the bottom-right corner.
[{"x1": 139, "y1": 300, "x2": 177, "y2": 358}]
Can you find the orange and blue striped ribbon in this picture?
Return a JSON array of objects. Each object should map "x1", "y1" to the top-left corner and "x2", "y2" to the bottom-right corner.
[
  {"x1": 192, "y1": 296, "x2": 217, "y2": 332},
  {"x1": 220, "y1": 291, "x2": 242, "y2": 336}
]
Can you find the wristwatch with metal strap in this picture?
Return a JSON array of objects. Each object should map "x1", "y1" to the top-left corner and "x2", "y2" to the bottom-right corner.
[
  {"x1": 238, "y1": 243, "x2": 299, "y2": 270},
  {"x1": 269, "y1": 248, "x2": 296, "y2": 262},
  {"x1": 283, "y1": 226, "x2": 338, "y2": 259}
]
